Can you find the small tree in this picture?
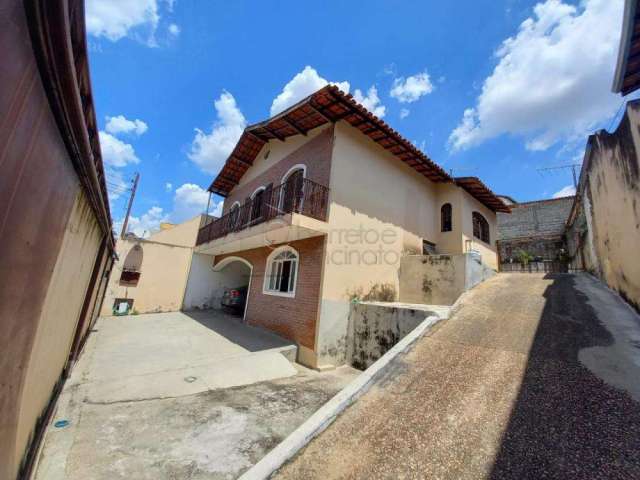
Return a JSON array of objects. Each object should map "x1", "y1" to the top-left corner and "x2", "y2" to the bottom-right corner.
[{"x1": 517, "y1": 249, "x2": 534, "y2": 266}]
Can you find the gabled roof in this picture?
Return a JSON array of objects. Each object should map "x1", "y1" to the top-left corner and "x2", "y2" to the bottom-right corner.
[
  {"x1": 209, "y1": 85, "x2": 509, "y2": 213},
  {"x1": 613, "y1": 0, "x2": 640, "y2": 94},
  {"x1": 209, "y1": 85, "x2": 451, "y2": 196},
  {"x1": 455, "y1": 177, "x2": 511, "y2": 213}
]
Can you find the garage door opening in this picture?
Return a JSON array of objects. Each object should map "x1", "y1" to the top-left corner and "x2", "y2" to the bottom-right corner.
[
  {"x1": 213, "y1": 257, "x2": 252, "y2": 320},
  {"x1": 182, "y1": 254, "x2": 253, "y2": 320}
]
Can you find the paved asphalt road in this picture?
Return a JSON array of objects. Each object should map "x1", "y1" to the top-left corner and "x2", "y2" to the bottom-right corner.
[{"x1": 276, "y1": 273, "x2": 640, "y2": 480}]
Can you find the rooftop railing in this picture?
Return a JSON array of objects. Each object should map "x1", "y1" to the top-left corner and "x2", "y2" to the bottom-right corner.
[{"x1": 196, "y1": 177, "x2": 329, "y2": 245}]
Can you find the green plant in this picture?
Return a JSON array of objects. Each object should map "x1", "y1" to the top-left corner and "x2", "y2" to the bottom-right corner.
[
  {"x1": 363, "y1": 283, "x2": 396, "y2": 302},
  {"x1": 517, "y1": 249, "x2": 534, "y2": 266},
  {"x1": 346, "y1": 283, "x2": 396, "y2": 302},
  {"x1": 557, "y1": 248, "x2": 569, "y2": 263},
  {"x1": 346, "y1": 286, "x2": 364, "y2": 303}
]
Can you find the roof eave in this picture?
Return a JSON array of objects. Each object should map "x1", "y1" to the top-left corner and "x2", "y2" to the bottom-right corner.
[
  {"x1": 209, "y1": 85, "x2": 453, "y2": 195},
  {"x1": 612, "y1": 0, "x2": 638, "y2": 93}
]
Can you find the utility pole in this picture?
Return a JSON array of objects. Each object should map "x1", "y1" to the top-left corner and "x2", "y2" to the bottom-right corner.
[
  {"x1": 205, "y1": 191, "x2": 212, "y2": 217},
  {"x1": 120, "y1": 172, "x2": 139, "y2": 239}
]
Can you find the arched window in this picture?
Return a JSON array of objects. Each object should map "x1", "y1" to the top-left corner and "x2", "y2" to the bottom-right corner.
[
  {"x1": 263, "y1": 246, "x2": 299, "y2": 297},
  {"x1": 120, "y1": 244, "x2": 143, "y2": 286},
  {"x1": 441, "y1": 203, "x2": 452, "y2": 232},
  {"x1": 250, "y1": 187, "x2": 266, "y2": 222},
  {"x1": 229, "y1": 201, "x2": 240, "y2": 228},
  {"x1": 280, "y1": 165, "x2": 306, "y2": 214},
  {"x1": 472, "y1": 212, "x2": 490, "y2": 244}
]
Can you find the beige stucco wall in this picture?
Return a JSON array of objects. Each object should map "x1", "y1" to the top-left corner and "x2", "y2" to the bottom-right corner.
[
  {"x1": 312, "y1": 121, "x2": 499, "y2": 365},
  {"x1": 321, "y1": 121, "x2": 443, "y2": 303},
  {"x1": 460, "y1": 189, "x2": 499, "y2": 270},
  {"x1": 435, "y1": 183, "x2": 465, "y2": 255},
  {"x1": 580, "y1": 103, "x2": 640, "y2": 309},
  {"x1": 321, "y1": 121, "x2": 498, "y2": 302},
  {"x1": 100, "y1": 216, "x2": 203, "y2": 315},
  {"x1": 145, "y1": 215, "x2": 202, "y2": 247},
  {"x1": 15, "y1": 189, "x2": 103, "y2": 468}
]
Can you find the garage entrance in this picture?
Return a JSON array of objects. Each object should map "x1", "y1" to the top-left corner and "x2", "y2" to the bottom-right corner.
[
  {"x1": 182, "y1": 253, "x2": 252, "y2": 320},
  {"x1": 213, "y1": 257, "x2": 252, "y2": 319}
]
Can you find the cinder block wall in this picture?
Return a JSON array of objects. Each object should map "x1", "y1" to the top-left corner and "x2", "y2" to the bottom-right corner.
[{"x1": 497, "y1": 197, "x2": 574, "y2": 241}]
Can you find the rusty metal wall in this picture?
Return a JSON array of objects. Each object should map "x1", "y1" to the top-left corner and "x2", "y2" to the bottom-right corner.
[{"x1": 0, "y1": 2, "x2": 111, "y2": 478}]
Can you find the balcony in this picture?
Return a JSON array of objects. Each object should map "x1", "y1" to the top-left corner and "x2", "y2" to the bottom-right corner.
[{"x1": 196, "y1": 177, "x2": 329, "y2": 249}]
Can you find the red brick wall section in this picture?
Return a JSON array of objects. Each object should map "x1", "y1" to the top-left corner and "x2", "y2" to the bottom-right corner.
[
  {"x1": 215, "y1": 236, "x2": 325, "y2": 350},
  {"x1": 223, "y1": 125, "x2": 334, "y2": 214}
]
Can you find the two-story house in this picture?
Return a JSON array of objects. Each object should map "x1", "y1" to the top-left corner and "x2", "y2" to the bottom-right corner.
[{"x1": 184, "y1": 85, "x2": 509, "y2": 369}]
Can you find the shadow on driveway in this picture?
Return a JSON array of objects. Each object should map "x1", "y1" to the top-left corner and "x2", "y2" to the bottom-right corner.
[
  {"x1": 183, "y1": 308, "x2": 292, "y2": 353},
  {"x1": 489, "y1": 274, "x2": 640, "y2": 479}
]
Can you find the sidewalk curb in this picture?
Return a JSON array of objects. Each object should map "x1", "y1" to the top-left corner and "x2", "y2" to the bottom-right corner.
[{"x1": 239, "y1": 314, "x2": 444, "y2": 480}]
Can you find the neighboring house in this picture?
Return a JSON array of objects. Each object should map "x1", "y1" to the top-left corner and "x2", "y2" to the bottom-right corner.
[
  {"x1": 101, "y1": 215, "x2": 211, "y2": 315},
  {"x1": 1, "y1": 2, "x2": 115, "y2": 479},
  {"x1": 565, "y1": 0, "x2": 640, "y2": 311},
  {"x1": 497, "y1": 196, "x2": 575, "y2": 267},
  {"x1": 497, "y1": 194, "x2": 517, "y2": 206},
  {"x1": 185, "y1": 85, "x2": 509, "y2": 369}
]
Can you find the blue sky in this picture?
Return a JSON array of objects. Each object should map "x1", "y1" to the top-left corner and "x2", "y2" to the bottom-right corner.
[{"x1": 86, "y1": 0, "x2": 627, "y2": 236}]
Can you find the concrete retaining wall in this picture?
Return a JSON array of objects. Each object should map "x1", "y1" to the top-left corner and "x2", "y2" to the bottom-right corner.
[
  {"x1": 398, "y1": 253, "x2": 494, "y2": 306},
  {"x1": 346, "y1": 302, "x2": 446, "y2": 369}
]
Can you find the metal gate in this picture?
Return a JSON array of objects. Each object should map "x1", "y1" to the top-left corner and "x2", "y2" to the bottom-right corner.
[{"x1": 499, "y1": 261, "x2": 569, "y2": 273}]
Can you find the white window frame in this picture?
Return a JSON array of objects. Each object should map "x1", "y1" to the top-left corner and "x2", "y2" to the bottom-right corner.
[
  {"x1": 228, "y1": 201, "x2": 241, "y2": 227},
  {"x1": 250, "y1": 186, "x2": 266, "y2": 199},
  {"x1": 262, "y1": 246, "x2": 299, "y2": 298},
  {"x1": 278, "y1": 164, "x2": 307, "y2": 213}
]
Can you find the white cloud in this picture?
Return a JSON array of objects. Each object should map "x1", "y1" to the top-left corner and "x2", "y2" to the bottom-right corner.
[
  {"x1": 211, "y1": 200, "x2": 224, "y2": 218},
  {"x1": 121, "y1": 206, "x2": 168, "y2": 238},
  {"x1": 165, "y1": 182, "x2": 173, "y2": 192},
  {"x1": 117, "y1": 183, "x2": 224, "y2": 237},
  {"x1": 172, "y1": 183, "x2": 210, "y2": 221},
  {"x1": 86, "y1": 0, "x2": 160, "y2": 43},
  {"x1": 449, "y1": 0, "x2": 623, "y2": 152},
  {"x1": 188, "y1": 91, "x2": 247, "y2": 175},
  {"x1": 390, "y1": 71, "x2": 434, "y2": 103},
  {"x1": 553, "y1": 185, "x2": 576, "y2": 198},
  {"x1": 99, "y1": 131, "x2": 140, "y2": 167},
  {"x1": 168, "y1": 23, "x2": 181, "y2": 36},
  {"x1": 270, "y1": 66, "x2": 350, "y2": 117},
  {"x1": 400, "y1": 108, "x2": 410, "y2": 119},
  {"x1": 353, "y1": 86, "x2": 386, "y2": 118},
  {"x1": 105, "y1": 115, "x2": 148, "y2": 136}
]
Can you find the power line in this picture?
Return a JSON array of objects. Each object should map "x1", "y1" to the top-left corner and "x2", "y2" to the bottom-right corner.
[{"x1": 536, "y1": 163, "x2": 582, "y2": 188}]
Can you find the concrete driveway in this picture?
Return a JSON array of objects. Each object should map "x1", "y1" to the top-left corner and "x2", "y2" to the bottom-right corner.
[
  {"x1": 75, "y1": 310, "x2": 298, "y2": 403},
  {"x1": 277, "y1": 273, "x2": 640, "y2": 479},
  {"x1": 34, "y1": 310, "x2": 359, "y2": 479}
]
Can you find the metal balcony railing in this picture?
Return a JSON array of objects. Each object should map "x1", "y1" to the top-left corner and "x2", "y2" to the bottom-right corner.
[{"x1": 196, "y1": 177, "x2": 329, "y2": 245}]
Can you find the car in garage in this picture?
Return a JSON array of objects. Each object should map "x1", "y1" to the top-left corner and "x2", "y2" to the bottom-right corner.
[{"x1": 221, "y1": 286, "x2": 248, "y2": 314}]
